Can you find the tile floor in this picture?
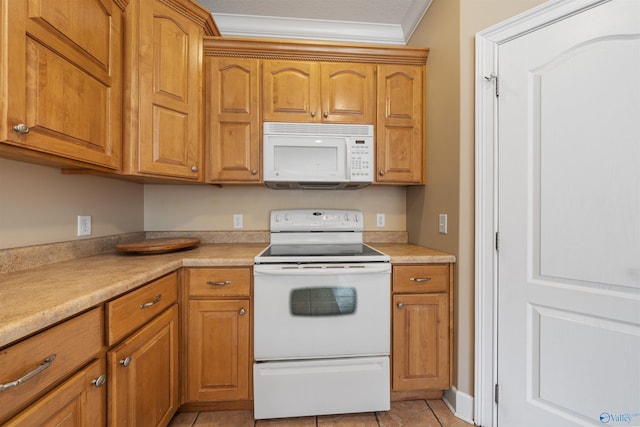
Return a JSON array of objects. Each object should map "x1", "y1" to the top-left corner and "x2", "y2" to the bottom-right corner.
[{"x1": 168, "y1": 400, "x2": 474, "y2": 426}]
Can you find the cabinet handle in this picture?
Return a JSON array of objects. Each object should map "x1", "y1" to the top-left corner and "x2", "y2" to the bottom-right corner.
[
  {"x1": 119, "y1": 357, "x2": 131, "y2": 367},
  {"x1": 0, "y1": 354, "x2": 56, "y2": 391},
  {"x1": 139, "y1": 294, "x2": 161, "y2": 309},
  {"x1": 191, "y1": 165, "x2": 198, "y2": 172},
  {"x1": 397, "y1": 303, "x2": 404, "y2": 309},
  {"x1": 91, "y1": 374, "x2": 106, "y2": 388},
  {"x1": 239, "y1": 308, "x2": 246, "y2": 315},
  {"x1": 310, "y1": 112, "x2": 316, "y2": 117},
  {"x1": 379, "y1": 170, "x2": 385, "y2": 176},
  {"x1": 410, "y1": 277, "x2": 432, "y2": 283},
  {"x1": 251, "y1": 169, "x2": 257, "y2": 175},
  {"x1": 207, "y1": 280, "x2": 231, "y2": 286},
  {"x1": 13, "y1": 124, "x2": 30, "y2": 134}
]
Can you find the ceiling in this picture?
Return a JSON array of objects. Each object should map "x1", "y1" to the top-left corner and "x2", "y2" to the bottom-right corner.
[{"x1": 198, "y1": 0, "x2": 433, "y2": 45}]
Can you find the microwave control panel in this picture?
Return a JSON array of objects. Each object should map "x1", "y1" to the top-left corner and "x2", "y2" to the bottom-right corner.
[{"x1": 349, "y1": 137, "x2": 374, "y2": 181}]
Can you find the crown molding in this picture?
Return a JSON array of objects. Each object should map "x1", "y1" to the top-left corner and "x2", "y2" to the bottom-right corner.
[{"x1": 212, "y1": 13, "x2": 408, "y2": 45}]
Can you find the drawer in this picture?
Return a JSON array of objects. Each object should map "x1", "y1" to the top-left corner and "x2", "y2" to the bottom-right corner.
[
  {"x1": 0, "y1": 308, "x2": 103, "y2": 423},
  {"x1": 106, "y1": 271, "x2": 178, "y2": 345},
  {"x1": 392, "y1": 264, "x2": 450, "y2": 293},
  {"x1": 187, "y1": 268, "x2": 251, "y2": 298}
]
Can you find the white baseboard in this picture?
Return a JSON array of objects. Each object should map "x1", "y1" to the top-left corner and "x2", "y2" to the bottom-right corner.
[{"x1": 443, "y1": 386, "x2": 475, "y2": 425}]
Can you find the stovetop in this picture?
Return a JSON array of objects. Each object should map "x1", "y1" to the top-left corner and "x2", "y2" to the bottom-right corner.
[{"x1": 254, "y1": 209, "x2": 389, "y2": 264}]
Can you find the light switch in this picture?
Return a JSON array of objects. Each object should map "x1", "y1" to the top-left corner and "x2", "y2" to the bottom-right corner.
[{"x1": 438, "y1": 214, "x2": 447, "y2": 234}]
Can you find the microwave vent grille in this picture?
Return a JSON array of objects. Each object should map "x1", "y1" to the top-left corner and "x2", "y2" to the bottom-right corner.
[{"x1": 264, "y1": 122, "x2": 373, "y2": 137}]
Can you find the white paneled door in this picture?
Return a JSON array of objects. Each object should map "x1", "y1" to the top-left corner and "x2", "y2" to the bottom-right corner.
[{"x1": 495, "y1": 1, "x2": 640, "y2": 426}]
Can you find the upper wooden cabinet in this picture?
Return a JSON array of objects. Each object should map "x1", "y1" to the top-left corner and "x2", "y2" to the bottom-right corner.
[
  {"x1": 262, "y1": 61, "x2": 375, "y2": 124},
  {"x1": 204, "y1": 38, "x2": 428, "y2": 186},
  {"x1": 206, "y1": 57, "x2": 261, "y2": 183},
  {"x1": 0, "y1": 0, "x2": 123, "y2": 170},
  {"x1": 122, "y1": 0, "x2": 218, "y2": 181},
  {"x1": 376, "y1": 65, "x2": 425, "y2": 184}
]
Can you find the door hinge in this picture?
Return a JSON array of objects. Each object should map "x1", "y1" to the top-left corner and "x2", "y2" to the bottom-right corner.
[
  {"x1": 495, "y1": 383, "x2": 500, "y2": 404},
  {"x1": 495, "y1": 232, "x2": 500, "y2": 252},
  {"x1": 484, "y1": 73, "x2": 499, "y2": 97}
]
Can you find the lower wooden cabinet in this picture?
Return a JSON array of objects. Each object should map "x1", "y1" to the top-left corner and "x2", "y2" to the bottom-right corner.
[
  {"x1": 185, "y1": 267, "x2": 252, "y2": 403},
  {"x1": 391, "y1": 264, "x2": 452, "y2": 393},
  {"x1": 107, "y1": 304, "x2": 179, "y2": 427},
  {"x1": 5, "y1": 358, "x2": 106, "y2": 427},
  {"x1": 0, "y1": 308, "x2": 104, "y2": 424}
]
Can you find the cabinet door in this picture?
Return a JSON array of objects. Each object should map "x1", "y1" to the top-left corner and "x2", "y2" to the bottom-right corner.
[
  {"x1": 206, "y1": 58, "x2": 261, "y2": 183},
  {"x1": 108, "y1": 305, "x2": 179, "y2": 427},
  {"x1": 392, "y1": 293, "x2": 449, "y2": 391},
  {"x1": 187, "y1": 299, "x2": 250, "y2": 401},
  {"x1": 2, "y1": 0, "x2": 122, "y2": 169},
  {"x1": 4, "y1": 359, "x2": 106, "y2": 427},
  {"x1": 321, "y1": 63, "x2": 375, "y2": 124},
  {"x1": 376, "y1": 65, "x2": 425, "y2": 184},
  {"x1": 125, "y1": 0, "x2": 203, "y2": 180},
  {"x1": 263, "y1": 61, "x2": 320, "y2": 123}
]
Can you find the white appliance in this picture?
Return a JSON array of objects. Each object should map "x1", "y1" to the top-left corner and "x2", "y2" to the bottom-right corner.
[
  {"x1": 253, "y1": 209, "x2": 391, "y2": 419},
  {"x1": 262, "y1": 122, "x2": 374, "y2": 190}
]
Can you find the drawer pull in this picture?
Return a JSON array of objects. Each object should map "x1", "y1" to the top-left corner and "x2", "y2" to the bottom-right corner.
[
  {"x1": 120, "y1": 357, "x2": 131, "y2": 367},
  {"x1": 139, "y1": 294, "x2": 162, "y2": 309},
  {"x1": 91, "y1": 374, "x2": 106, "y2": 388},
  {"x1": 207, "y1": 280, "x2": 232, "y2": 286},
  {"x1": 410, "y1": 277, "x2": 432, "y2": 283},
  {"x1": 0, "y1": 354, "x2": 56, "y2": 391}
]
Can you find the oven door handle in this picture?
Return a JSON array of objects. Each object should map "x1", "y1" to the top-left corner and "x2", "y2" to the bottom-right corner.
[{"x1": 254, "y1": 264, "x2": 391, "y2": 275}]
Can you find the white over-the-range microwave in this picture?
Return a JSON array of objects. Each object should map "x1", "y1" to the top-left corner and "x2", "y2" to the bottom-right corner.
[{"x1": 263, "y1": 122, "x2": 374, "y2": 190}]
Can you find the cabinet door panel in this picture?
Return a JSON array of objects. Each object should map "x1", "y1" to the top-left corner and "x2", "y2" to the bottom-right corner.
[
  {"x1": 321, "y1": 63, "x2": 375, "y2": 124},
  {"x1": 5, "y1": 359, "x2": 106, "y2": 427},
  {"x1": 3, "y1": 0, "x2": 121, "y2": 169},
  {"x1": 207, "y1": 58, "x2": 260, "y2": 182},
  {"x1": 187, "y1": 300, "x2": 250, "y2": 401},
  {"x1": 392, "y1": 293, "x2": 449, "y2": 390},
  {"x1": 134, "y1": 0, "x2": 202, "y2": 179},
  {"x1": 263, "y1": 61, "x2": 319, "y2": 122},
  {"x1": 108, "y1": 305, "x2": 179, "y2": 427},
  {"x1": 376, "y1": 65, "x2": 424, "y2": 184}
]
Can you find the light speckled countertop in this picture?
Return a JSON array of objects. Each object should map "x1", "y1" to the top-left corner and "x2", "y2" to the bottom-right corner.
[{"x1": 0, "y1": 243, "x2": 455, "y2": 349}]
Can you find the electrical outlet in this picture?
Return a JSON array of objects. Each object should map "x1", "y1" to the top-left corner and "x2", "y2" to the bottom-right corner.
[
  {"x1": 233, "y1": 214, "x2": 243, "y2": 229},
  {"x1": 376, "y1": 213, "x2": 385, "y2": 228},
  {"x1": 438, "y1": 214, "x2": 448, "y2": 234},
  {"x1": 77, "y1": 215, "x2": 92, "y2": 236}
]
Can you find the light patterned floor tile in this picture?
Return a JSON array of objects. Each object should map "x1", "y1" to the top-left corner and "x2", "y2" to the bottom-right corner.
[
  {"x1": 168, "y1": 412, "x2": 198, "y2": 427},
  {"x1": 193, "y1": 410, "x2": 255, "y2": 427},
  {"x1": 377, "y1": 400, "x2": 441, "y2": 427},
  {"x1": 317, "y1": 412, "x2": 379, "y2": 427},
  {"x1": 255, "y1": 416, "x2": 317, "y2": 427}
]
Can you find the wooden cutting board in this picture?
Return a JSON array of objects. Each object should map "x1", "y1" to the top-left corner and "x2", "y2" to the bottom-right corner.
[{"x1": 115, "y1": 238, "x2": 201, "y2": 254}]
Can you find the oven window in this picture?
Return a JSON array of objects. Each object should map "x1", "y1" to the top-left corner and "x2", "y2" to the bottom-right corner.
[{"x1": 290, "y1": 287, "x2": 356, "y2": 316}]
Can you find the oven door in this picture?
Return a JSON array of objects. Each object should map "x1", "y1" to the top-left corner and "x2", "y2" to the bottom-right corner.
[{"x1": 253, "y1": 263, "x2": 391, "y2": 360}]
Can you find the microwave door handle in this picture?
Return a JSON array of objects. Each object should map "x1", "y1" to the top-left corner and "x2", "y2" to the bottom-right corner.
[{"x1": 345, "y1": 137, "x2": 352, "y2": 179}]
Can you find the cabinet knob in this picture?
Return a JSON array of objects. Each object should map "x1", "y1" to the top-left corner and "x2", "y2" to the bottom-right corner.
[
  {"x1": 13, "y1": 124, "x2": 30, "y2": 134},
  {"x1": 119, "y1": 357, "x2": 131, "y2": 367},
  {"x1": 191, "y1": 165, "x2": 198, "y2": 172},
  {"x1": 91, "y1": 374, "x2": 106, "y2": 388},
  {"x1": 310, "y1": 112, "x2": 316, "y2": 117},
  {"x1": 251, "y1": 169, "x2": 257, "y2": 175},
  {"x1": 323, "y1": 112, "x2": 328, "y2": 118},
  {"x1": 397, "y1": 302, "x2": 404, "y2": 309},
  {"x1": 379, "y1": 170, "x2": 385, "y2": 176},
  {"x1": 239, "y1": 308, "x2": 246, "y2": 315}
]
